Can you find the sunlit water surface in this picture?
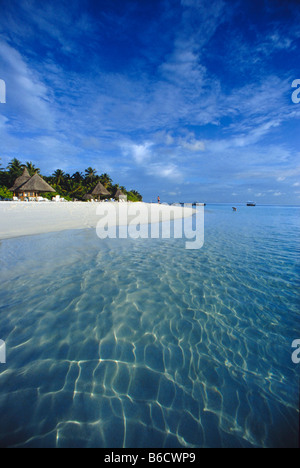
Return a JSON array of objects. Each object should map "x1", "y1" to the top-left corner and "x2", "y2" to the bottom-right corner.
[{"x1": 0, "y1": 204, "x2": 299, "y2": 447}]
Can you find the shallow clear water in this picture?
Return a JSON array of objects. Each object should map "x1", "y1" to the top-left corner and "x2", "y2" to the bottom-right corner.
[{"x1": 0, "y1": 204, "x2": 299, "y2": 448}]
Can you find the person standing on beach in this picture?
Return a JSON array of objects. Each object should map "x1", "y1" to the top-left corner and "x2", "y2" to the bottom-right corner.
[{"x1": 157, "y1": 196, "x2": 160, "y2": 204}]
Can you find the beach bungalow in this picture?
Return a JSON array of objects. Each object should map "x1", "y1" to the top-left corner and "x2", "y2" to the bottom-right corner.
[
  {"x1": 82, "y1": 194, "x2": 94, "y2": 201},
  {"x1": 91, "y1": 181, "x2": 110, "y2": 200},
  {"x1": 9, "y1": 168, "x2": 31, "y2": 194},
  {"x1": 115, "y1": 189, "x2": 127, "y2": 202},
  {"x1": 10, "y1": 173, "x2": 55, "y2": 200}
]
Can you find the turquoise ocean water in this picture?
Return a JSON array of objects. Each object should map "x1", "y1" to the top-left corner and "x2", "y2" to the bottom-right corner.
[{"x1": 0, "y1": 204, "x2": 299, "y2": 448}]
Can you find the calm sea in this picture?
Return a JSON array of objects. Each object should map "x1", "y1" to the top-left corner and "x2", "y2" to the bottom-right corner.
[{"x1": 0, "y1": 204, "x2": 299, "y2": 447}]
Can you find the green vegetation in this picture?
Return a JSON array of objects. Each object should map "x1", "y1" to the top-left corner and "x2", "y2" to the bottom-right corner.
[
  {"x1": 0, "y1": 158, "x2": 142, "y2": 201},
  {"x1": 0, "y1": 186, "x2": 13, "y2": 200},
  {"x1": 126, "y1": 190, "x2": 144, "y2": 202}
]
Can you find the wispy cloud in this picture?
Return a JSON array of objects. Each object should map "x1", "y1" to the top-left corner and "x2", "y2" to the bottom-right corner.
[{"x1": 0, "y1": 0, "x2": 299, "y2": 202}]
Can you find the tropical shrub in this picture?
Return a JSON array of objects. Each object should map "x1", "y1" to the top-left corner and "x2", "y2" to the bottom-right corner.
[{"x1": 0, "y1": 186, "x2": 13, "y2": 199}]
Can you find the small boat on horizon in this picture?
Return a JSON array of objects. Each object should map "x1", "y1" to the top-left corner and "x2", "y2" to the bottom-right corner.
[{"x1": 246, "y1": 201, "x2": 256, "y2": 206}]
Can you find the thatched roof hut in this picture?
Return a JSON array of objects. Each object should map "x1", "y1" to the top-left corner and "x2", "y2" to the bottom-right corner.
[
  {"x1": 13, "y1": 173, "x2": 55, "y2": 198},
  {"x1": 82, "y1": 194, "x2": 93, "y2": 201},
  {"x1": 9, "y1": 168, "x2": 31, "y2": 191},
  {"x1": 115, "y1": 189, "x2": 127, "y2": 201},
  {"x1": 91, "y1": 182, "x2": 110, "y2": 197},
  {"x1": 115, "y1": 189, "x2": 124, "y2": 198}
]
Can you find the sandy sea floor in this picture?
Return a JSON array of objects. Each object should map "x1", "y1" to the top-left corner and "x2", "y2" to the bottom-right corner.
[{"x1": 0, "y1": 204, "x2": 299, "y2": 447}]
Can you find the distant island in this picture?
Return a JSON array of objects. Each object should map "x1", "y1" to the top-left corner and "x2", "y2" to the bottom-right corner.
[{"x1": 0, "y1": 158, "x2": 142, "y2": 202}]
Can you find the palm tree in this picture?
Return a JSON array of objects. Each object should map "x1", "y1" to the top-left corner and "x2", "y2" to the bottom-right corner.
[
  {"x1": 0, "y1": 158, "x2": 8, "y2": 186},
  {"x1": 7, "y1": 158, "x2": 24, "y2": 186},
  {"x1": 68, "y1": 180, "x2": 85, "y2": 199},
  {"x1": 0, "y1": 159, "x2": 142, "y2": 202},
  {"x1": 52, "y1": 169, "x2": 65, "y2": 186},
  {"x1": 99, "y1": 173, "x2": 112, "y2": 189},
  {"x1": 130, "y1": 190, "x2": 142, "y2": 200},
  {"x1": 25, "y1": 161, "x2": 40, "y2": 176},
  {"x1": 7, "y1": 158, "x2": 23, "y2": 175},
  {"x1": 72, "y1": 171, "x2": 84, "y2": 183},
  {"x1": 84, "y1": 167, "x2": 97, "y2": 185}
]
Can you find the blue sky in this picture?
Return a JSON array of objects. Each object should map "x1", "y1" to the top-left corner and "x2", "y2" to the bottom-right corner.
[{"x1": 0, "y1": 0, "x2": 299, "y2": 203}]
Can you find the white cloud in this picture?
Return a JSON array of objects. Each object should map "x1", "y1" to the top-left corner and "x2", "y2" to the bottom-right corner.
[
  {"x1": 120, "y1": 140, "x2": 182, "y2": 180},
  {"x1": 0, "y1": 41, "x2": 59, "y2": 133},
  {"x1": 130, "y1": 142, "x2": 153, "y2": 164},
  {"x1": 180, "y1": 137, "x2": 205, "y2": 152},
  {"x1": 148, "y1": 163, "x2": 182, "y2": 180}
]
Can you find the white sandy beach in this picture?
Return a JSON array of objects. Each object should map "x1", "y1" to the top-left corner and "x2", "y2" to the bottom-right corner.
[{"x1": 0, "y1": 201, "x2": 195, "y2": 240}]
